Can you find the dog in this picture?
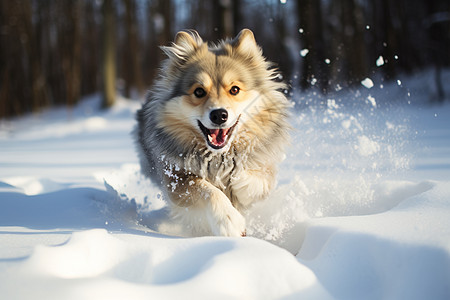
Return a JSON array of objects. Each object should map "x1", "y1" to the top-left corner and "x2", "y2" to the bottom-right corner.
[{"x1": 135, "y1": 29, "x2": 290, "y2": 237}]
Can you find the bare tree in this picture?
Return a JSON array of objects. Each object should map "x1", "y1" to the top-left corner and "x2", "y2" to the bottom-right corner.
[
  {"x1": 102, "y1": 0, "x2": 116, "y2": 108},
  {"x1": 60, "y1": 1, "x2": 82, "y2": 107},
  {"x1": 1, "y1": 0, "x2": 450, "y2": 118},
  {"x1": 342, "y1": 0, "x2": 367, "y2": 85},
  {"x1": 122, "y1": 0, "x2": 144, "y2": 98},
  {"x1": 81, "y1": 1, "x2": 100, "y2": 96},
  {"x1": 213, "y1": 0, "x2": 234, "y2": 39},
  {"x1": 297, "y1": 0, "x2": 329, "y2": 93}
]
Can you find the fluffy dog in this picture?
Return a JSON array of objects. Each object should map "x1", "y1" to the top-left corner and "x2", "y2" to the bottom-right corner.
[{"x1": 135, "y1": 29, "x2": 290, "y2": 237}]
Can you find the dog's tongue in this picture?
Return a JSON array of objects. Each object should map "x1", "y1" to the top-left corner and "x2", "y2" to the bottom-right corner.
[{"x1": 209, "y1": 128, "x2": 229, "y2": 146}]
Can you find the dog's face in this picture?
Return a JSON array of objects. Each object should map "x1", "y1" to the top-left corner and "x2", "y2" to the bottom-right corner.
[{"x1": 156, "y1": 29, "x2": 274, "y2": 152}]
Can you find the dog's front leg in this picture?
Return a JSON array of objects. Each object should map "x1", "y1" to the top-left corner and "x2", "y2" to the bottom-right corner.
[
  {"x1": 231, "y1": 166, "x2": 277, "y2": 207},
  {"x1": 164, "y1": 172, "x2": 246, "y2": 237}
]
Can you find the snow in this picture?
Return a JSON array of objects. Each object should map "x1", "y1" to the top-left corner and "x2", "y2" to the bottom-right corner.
[
  {"x1": 376, "y1": 56, "x2": 385, "y2": 67},
  {"x1": 361, "y1": 77, "x2": 374, "y2": 89},
  {"x1": 300, "y1": 48, "x2": 309, "y2": 57},
  {"x1": 1, "y1": 69, "x2": 450, "y2": 299}
]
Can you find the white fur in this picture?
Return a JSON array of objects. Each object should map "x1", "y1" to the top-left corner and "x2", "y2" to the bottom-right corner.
[{"x1": 169, "y1": 179, "x2": 246, "y2": 237}]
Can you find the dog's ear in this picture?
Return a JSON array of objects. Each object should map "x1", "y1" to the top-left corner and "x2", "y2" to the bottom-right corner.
[
  {"x1": 161, "y1": 30, "x2": 203, "y2": 64},
  {"x1": 174, "y1": 30, "x2": 203, "y2": 52},
  {"x1": 232, "y1": 29, "x2": 261, "y2": 58}
]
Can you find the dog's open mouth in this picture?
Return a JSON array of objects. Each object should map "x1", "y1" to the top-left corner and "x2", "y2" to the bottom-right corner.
[{"x1": 197, "y1": 117, "x2": 239, "y2": 150}]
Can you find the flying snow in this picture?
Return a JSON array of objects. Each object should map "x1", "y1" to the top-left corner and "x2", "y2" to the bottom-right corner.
[
  {"x1": 300, "y1": 49, "x2": 309, "y2": 57},
  {"x1": 361, "y1": 78, "x2": 374, "y2": 89},
  {"x1": 376, "y1": 56, "x2": 385, "y2": 67}
]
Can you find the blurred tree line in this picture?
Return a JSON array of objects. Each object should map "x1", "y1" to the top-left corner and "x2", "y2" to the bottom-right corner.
[{"x1": 0, "y1": 0, "x2": 449, "y2": 118}]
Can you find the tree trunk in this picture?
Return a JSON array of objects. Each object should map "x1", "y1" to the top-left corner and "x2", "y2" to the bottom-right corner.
[
  {"x1": 297, "y1": 0, "x2": 329, "y2": 93},
  {"x1": 21, "y1": 0, "x2": 48, "y2": 112},
  {"x1": 342, "y1": 0, "x2": 368, "y2": 85},
  {"x1": 81, "y1": 1, "x2": 100, "y2": 96},
  {"x1": 123, "y1": 0, "x2": 144, "y2": 98},
  {"x1": 232, "y1": 0, "x2": 242, "y2": 36},
  {"x1": 102, "y1": 0, "x2": 116, "y2": 108},
  {"x1": 62, "y1": 1, "x2": 82, "y2": 107}
]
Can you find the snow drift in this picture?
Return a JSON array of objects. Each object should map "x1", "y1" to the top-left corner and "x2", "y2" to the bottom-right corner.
[{"x1": 1, "y1": 70, "x2": 450, "y2": 299}]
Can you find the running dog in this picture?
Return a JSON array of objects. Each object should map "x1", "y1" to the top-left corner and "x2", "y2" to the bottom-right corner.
[{"x1": 135, "y1": 29, "x2": 290, "y2": 237}]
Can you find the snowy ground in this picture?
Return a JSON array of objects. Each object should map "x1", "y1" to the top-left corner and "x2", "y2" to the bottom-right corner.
[{"x1": 0, "y1": 69, "x2": 449, "y2": 299}]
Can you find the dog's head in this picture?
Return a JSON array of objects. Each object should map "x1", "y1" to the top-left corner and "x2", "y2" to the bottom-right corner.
[{"x1": 155, "y1": 29, "x2": 285, "y2": 152}]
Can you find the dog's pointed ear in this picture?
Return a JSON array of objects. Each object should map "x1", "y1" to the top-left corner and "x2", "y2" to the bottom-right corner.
[
  {"x1": 161, "y1": 30, "x2": 203, "y2": 64},
  {"x1": 174, "y1": 30, "x2": 203, "y2": 53},
  {"x1": 232, "y1": 29, "x2": 261, "y2": 58}
]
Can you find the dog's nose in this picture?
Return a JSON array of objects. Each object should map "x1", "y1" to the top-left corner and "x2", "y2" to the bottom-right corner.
[{"x1": 209, "y1": 109, "x2": 228, "y2": 125}]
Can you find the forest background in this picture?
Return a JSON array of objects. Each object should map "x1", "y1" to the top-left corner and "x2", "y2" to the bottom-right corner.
[{"x1": 0, "y1": 0, "x2": 449, "y2": 118}]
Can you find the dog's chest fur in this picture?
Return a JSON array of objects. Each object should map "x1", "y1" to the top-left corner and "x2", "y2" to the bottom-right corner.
[{"x1": 162, "y1": 144, "x2": 251, "y2": 204}]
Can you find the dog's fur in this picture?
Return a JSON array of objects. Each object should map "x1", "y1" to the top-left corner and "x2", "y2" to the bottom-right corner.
[{"x1": 135, "y1": 29, "x2": 290, "y2": 237}]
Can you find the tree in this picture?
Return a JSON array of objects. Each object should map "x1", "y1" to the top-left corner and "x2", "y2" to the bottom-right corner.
[
  {"x1": 60, "y1": 1, "x2": 82, "y2": 107},
  {"x1": 81, "y1": 1, "x2": 100, "y2": 96},
  {"x1": 297, "y1": 0, "x2": 329, "y2": 93},
  {"x1": 342, "y1": 0, "x2": 367, "y2": 85},
  {"x1": 102, "y1": 0, "x2": 116, "y2": 108},
  {"x1": 213, "y1": 0, "x2": 234, "y2": 39},
  {"x1": 122, "y1": 0, "x2": 144, "y2": 97}
]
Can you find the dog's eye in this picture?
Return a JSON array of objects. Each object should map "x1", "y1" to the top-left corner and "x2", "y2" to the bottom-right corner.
[
  {"x1": 230, "y1": 86, "x2": 240, "y2": 96},
  {"x1": 193, "y1": 87, "x2": 207, "y2": 98}
]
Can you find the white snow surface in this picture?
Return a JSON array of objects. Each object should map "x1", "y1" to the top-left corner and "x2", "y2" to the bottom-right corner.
[{"x1": 1, "y1": 70, "x2": 450, "y2": 299}]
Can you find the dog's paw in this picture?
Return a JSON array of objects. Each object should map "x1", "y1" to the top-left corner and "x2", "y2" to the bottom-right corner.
[
  {"x1": 231, "y1": 169, "x2": 276, "y2": 207},
  {"x1": 207, "y1": 193, "x2": 246, "y2": 237},
  {"x1": 217, "y1": 204, "x2": 247, "y2": 237}
]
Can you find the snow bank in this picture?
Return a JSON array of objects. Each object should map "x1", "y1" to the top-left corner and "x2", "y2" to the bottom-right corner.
[
  {"x1": 0, "y1": 228, "x2": 332, "y2": 300},
  {"x1": 298, "y1": 182, "x2": 450, "y2": 300},
  {"x1": 1, "y1": 69, "x2": 450, "y2": 299}
]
